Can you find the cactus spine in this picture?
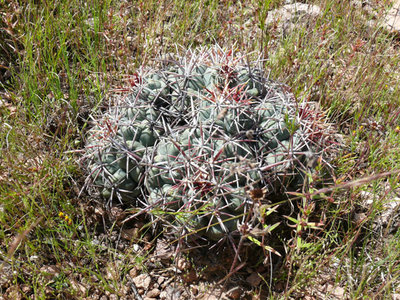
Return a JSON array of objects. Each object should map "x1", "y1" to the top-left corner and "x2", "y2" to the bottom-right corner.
[{"x1": 84, "y1": 46, "x2": 327, "y2": 241}]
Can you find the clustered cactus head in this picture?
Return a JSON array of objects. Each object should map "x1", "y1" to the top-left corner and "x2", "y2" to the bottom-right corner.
[{"x1": 83, "y1": 46, "x2": 331, "y2": 242}]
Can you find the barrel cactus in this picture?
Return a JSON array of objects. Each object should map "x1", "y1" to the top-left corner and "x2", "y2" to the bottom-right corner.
[{"x1": 83, "y1": 46, "x2": 328, "y2": 241}]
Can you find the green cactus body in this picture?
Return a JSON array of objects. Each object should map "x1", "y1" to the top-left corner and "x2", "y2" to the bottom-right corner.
[{"x1": 84, "y1": 47, "x2": 318, "y2": 241}]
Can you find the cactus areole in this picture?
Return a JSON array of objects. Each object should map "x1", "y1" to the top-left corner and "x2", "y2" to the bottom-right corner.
[{"x1": 84, "y1": 47, "x2": 322, "y2": 241}]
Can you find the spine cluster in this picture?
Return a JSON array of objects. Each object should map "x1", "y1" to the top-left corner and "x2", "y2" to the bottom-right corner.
[{"x1": 83, "y1": 46, "x2": 328, "y2": 241}]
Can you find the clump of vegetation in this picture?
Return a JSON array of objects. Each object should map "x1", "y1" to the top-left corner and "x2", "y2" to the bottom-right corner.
[{"x1": 83, "y1": 46, "x2": 336, "y2": 244}]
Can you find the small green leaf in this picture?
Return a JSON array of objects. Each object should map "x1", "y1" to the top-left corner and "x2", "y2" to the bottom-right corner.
[{"x1": 247, "y1": 236, "x2": 281, "y2": 256}]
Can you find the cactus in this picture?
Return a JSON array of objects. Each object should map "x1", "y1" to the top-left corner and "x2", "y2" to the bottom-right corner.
[{"x1": 83, "y1": 46, "x2": 328, "y2": 241}]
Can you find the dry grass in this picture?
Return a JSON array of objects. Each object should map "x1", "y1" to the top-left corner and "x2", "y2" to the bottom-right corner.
[{"x1": 1, "y1": 0, "x2": 400, "y2": 298}]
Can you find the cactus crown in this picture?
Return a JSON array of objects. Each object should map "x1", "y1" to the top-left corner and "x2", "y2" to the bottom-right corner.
[{"x1": 83, "y1": 46, "x2": 328, "y2": 242}]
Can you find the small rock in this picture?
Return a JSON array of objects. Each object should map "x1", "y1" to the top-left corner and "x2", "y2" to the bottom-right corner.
[
  {"x1": 274, "y1": 280, "x2": 285, "y2": 292},
  {"x1": 383, "y1": 0, "x2": 400, "y2": 32},
  {"x1": 198, "y1": 294, "x2": 219, "y2": 300},
  {"x1": 191, "y1": 285, "x2": 199, "y2": 295},
  {"x1": 157, "y1": 276, "x2": 166, "y2": 285},
  {"x1": 146, "y1": 288, "x2": 161, "y2": 298},
  {"x1": 159, "y1": 286, "x2": 181, "y2": 300},
  {"x1": 246, "y1": 273, "x2": 262, "y2": 287},
  {"x1": 40, "y1": 265, "x2": 60, "y2": 278},
  {"x1": 353, "y1": 213, "x2": 367, "y2": 223},
  {"x1": 110, "y1": 206, "x2": 125, "y2": 224},
  {"x1": 105, "y1": 262, "x2": 119, "y2": 281},
  {"x1": 360, "y1": 191, "x2": 374, "y2": 204},
  {"x1": 94, "y1": 207, "x2": 105, "y2": 216},
  {"x1": 20, "y1": 284, "x2": 31, "y2": 294},
  {"x1": 265, "y1": 3, "x2": 321, "y2": 35},
  {"x1": 161, "y1": 277, "x2": 174, "y2": 288},
  {"x1": 132, "y1": 274, "x2": 151, "y2": 290},
  {"x1": 176, "y1": 257, "x2": 188, "y2": 271},
  {"x1": 159, "y1": 291, "x2": 166, "y2": 299},
  {"x1": 6, "y1": 286, "x2": 22, "y2": 300},
  {"x1": 70, "y1": 279, "x2": 87, "y2": 295},
  {"x1": 44, "y1": 287, "x2": 55, "y2": 297},
  {"x1": 380, "y1": 199, "x2": 399, "y2": 224},
  {"x1": 226, "y1": 286, "x2": 242, "y2": 299},
  {"x1": 120, "y1": 285, "x2": 129, "y2": 296},
  {"x1": 0, "y1": 261, "x2": 13, "y2": 286},
  {"x1": 129, "y1": 267, "x2": 138, "y2": 278},
  {"x1": 154, "y1": 239, "x2": 174, "y2": 261},
  {"x1": 182, "y1": 269, "x2": 198, "y2": 283},
  {"x1": 121, "y1": 228, "x2": 139, "y2": 241},
  {"x1": 326, "y1": 283, "x2": 345, "y2": 299}
]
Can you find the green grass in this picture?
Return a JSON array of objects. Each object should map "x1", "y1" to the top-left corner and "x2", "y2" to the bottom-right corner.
[{"x1": 1, "y1": 0, "x2": 400, "y2": 298}]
